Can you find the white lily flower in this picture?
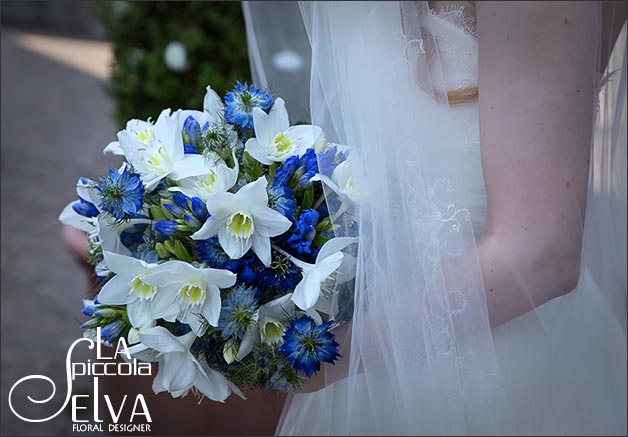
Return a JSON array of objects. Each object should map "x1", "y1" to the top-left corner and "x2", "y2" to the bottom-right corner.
[
  {"x1": 104, "y1": 86, "x2": 224, "y2": 156},
  {"x1": 127, "y1": 299, "x2": 157, "y2": 345},
  {"x1": 311, "y1": 160, "x2": 361, "y2": 216},
  {"x1": 244, "y1": 98, "x2": 324, "y2": 165},
  {"x1": 289, "y1": 237, "x2": 358, "y2": 310},
  {"x1": 258, "y1": 294, "x2": 294, "y2": 345},
  {"x1": 191, "y1": 176, "x2": 292, "y2": 266},
  {"x1": 59, "y1": 177, "x2": 102, "y2": 232},
  {"x1": 139, "y1": 326, "x2": 244, "y2": 402},
  {"x1": 116, "y1": 109, "x2": 209, "y2": 191},
  {"x1": 169, "y1": 153, "x2": 239, "y2": 203},
  {"x1": 97, "y1": 251, "x2": 161, "y2": 308},
  {"x1": 174, "y1": 85, "x2": 224, "y2": 130},
  {"x1": 103, "y1": 118, "x2": 152, "y2": 156},
  {"x1": 140, "y1": 260, "x2": 236, "y2": 335}
]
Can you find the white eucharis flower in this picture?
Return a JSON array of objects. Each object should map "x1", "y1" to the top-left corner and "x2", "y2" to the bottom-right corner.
[
  {"x1": 191, "y1": 176, "x2": 292, "y2": 266},
  {"x1": 115, "y1": 109, "x2": 209, "y2": 191},
  {"x1": 139, "y1": 326, "x2": 244, "y2": 402},
  {"x1": 97, "y1": 251, "x2": 162, "y2": 336},
  {"x1": 311, "y1": 160, "x2": 361, "y2": 216},
  {"x1": 258, "y1": 294, "x2": 294, "y2": 345},
  {"x1": 104, "y1": 86, "x2": 224, "y2": 156},
  {"x1": 244, "y1": 98, "x2": 324, "y2": 165},
  {"x1": 289, "y1": 237, "x2": 358, "y2": 310},
  {"x1": 170, "y1": 153, "x2": 239, "y2": 203},
  {"x1": 173, "y1": 85, "x2": 225, "y2": 132},
  {"x1": 140, "y1": 260, "x2": 236, "y2": 335}
]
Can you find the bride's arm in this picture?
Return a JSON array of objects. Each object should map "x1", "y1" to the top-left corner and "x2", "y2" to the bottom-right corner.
[{"x1": 476, "y1": 1, "x2": 598, "y2": 327}]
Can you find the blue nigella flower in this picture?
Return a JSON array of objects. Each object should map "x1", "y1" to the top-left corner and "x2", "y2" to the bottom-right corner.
[
  {"x1": 96, "y1": 168, "x2": 145, "y2": 220},
  {"x1": 268, "y1": 182, "x2": 296, "y2": 221},
  {"x1": 287, "y1": 209, "x2": 320, "y2": 256},
  {"x1": 182, "y1": 115, "x2": 202, "y2": 154},
  {"x1": 100, "y1": 320, "x2": 126, "y2": 343},
  {"x1": 190, "y1": 333, "x2": 221, "y2": 364},
  {"x1": 218, "y1": 286, "x2": 259, "y2": 339},
  {"x1": 257, "y1": 255, "x2": 301, "y2": 296},
  {"x1": 279, "y1": 316, "x2": 340, "y2": 377},
  {"x1": 224, "y1": 82, "x2": 273, "y2": 129},
  {"x1": 72, "y1": 197, "x2": 99, "y2": 218}
]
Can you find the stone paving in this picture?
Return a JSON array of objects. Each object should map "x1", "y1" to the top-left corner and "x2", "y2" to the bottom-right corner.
[{"x1": 1, "y1": 27, "x2": 119, "y2": 436}]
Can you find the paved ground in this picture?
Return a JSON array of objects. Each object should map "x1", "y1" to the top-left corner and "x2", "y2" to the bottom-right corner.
[{"x1": 1, "y1": 27, "x2": 118, "y2": 436}]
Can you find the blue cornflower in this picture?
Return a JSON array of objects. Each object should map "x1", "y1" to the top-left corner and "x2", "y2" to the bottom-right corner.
[
  {"x1": 96, "y1": 168, "x2": 145, "y2": 220},
  {"x1": 72, "y1": 197, "x2": 99, "y2": 218},
  {"x1": 218, "y1": 286, "x2": 259, "y2": 339},
  {"x1": 287, "y1": 209, "x2": 320, "y2": 256},
  {"x1": 279, "y1": 316, "x2": 340, "y2": 377},
  {"x1": 268, "y1": 182, "x2": 296, "y2": 221},
  {"x1": 182, "y1": 115, "x2": 202, "y2": 154},
  {"x1": 224, "y1": 82, "x2": 273, "y2": 129},
  {"x1": 100, "y1": 320, "x2": 126, "y2": 343}
]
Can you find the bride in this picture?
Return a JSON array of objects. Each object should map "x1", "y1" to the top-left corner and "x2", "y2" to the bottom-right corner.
[{"x1": 244, "y1": 1, "x2": 627, "y2": 435}]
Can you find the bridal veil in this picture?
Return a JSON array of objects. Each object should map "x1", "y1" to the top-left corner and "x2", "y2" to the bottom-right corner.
[{"x1": 243, "y1": 2, "x2": 627, "y2": 435}]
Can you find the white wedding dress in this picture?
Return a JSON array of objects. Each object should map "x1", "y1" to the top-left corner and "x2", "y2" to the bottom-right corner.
[{"x1": 244, "y1": 2, "x2": 627, "y2": 435}]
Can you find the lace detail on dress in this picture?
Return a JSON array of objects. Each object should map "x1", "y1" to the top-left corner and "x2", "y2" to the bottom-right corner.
[{"x1": 430, "y1": 2, "x2": 477, "y2": 37}]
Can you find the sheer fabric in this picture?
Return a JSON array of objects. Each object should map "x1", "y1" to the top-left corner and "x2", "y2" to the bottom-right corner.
[{"x1": 243, "y1": 1, "x2": 627, "y2": 435}]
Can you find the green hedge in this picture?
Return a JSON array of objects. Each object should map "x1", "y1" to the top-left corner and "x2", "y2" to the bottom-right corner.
[{"x1": 97, "y1": 1, "x2": 250, "y2": 127}]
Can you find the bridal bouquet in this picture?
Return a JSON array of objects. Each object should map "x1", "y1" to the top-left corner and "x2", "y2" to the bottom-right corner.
[{"x1": 59, "y1": 83, "x2": 357, "y2": 401}]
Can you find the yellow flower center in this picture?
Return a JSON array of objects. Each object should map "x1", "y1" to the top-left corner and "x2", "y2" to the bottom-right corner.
[
  {"x1": 137, "y1": 128, "x2": 153, "y2": 144},
  {"x1": 129, "y1": 276, "x2": 156, "y2": 300},
  {"x1": 179, "y1": 280, "x2": 206, "y2": 306},
  {"x1": 270, "y1": 132, "x2": 296, "y2": 158},
  {"x1": 146, "y1": 144, "x2": 174, "y2": 174},
  {"x1": 227, "y1": 211, "x2": 255, "y2": 239},
  {"x1": 197, "y1": 173, "x2": 219, "y2": 194}
]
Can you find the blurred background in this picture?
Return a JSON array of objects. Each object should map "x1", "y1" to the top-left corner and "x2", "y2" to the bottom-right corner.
[{"x1": 0, "y1": 2, "x2": 269, "y2": 436}]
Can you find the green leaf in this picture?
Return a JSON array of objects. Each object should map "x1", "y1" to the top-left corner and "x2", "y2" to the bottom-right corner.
[
  {"x1": 268, "y1": 162, "x2": 277, "y2": 179},
  {"x1": 315, "y1": 217, "x2": 333, "y2": 233},
  {"x1": 312, "y1": 234, "x2": 330, "y2": 248},
  {"x1": 302, "y1": 186, "x2": 314, "y2": 210}
]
